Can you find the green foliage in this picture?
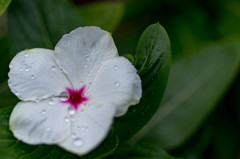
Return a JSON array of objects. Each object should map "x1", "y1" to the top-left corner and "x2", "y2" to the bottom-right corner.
[
  {"x1": 109, "y1": 142, "x2": 182, "y2": 159},
  {"x1": 131, "y1": 41, "x2": 240, "y2": 149},
  {"x1": 76, "y1": 2, "x2": 125, "y2": 32},
  {"x1": 8, "y1": 0, "x2": 85, "y2": 57},
  {"x1": 0, "y1": 106, "x2": 77, "y2": 159},
  {"x1": 0, "y1": 0, "x2": 11, "y2": 16},
  {"x1": 114, "y1": 23, "x2": 171, "y2": 141}
]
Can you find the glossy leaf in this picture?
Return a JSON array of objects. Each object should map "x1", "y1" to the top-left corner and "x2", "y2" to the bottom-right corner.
[
  {"x1": 76, "y1": 2, "x2": 124, "y2": 32},
  {"x1": 114, "y1": 23, "x2": 171, "y2": 141},
  {"x1": 8, "y1": 0, "x2": 85, "y2": 57},
  {"x1": 132, "y1": 41, "x2": 240, "y2": 149},
  {"x1": 110, "y1": 142, "x2": 182, "y2": 159},
  {"x1": 0, "y1": 106, "x2": 77, "y2": 159},
  {"x1": 0, "y1": 0, "x2": 11, "y2": 16}
]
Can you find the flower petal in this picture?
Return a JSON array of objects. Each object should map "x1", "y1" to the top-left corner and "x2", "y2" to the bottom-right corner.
[
  {"x1": 9, "y1": 98, "x2": 71, "y2": 144},
  {"x1": 54, "y1": 26, "x2": 118, "y2": 89},
  {"x1": 58, "y1": 101, "x2": 116, "y2": 155},
  {"x1": 87, "y1": 57, "x2": 142, "y2": 117},
  {"x1": 8, "y1": 48, "x2": 72, "y2": 101}
]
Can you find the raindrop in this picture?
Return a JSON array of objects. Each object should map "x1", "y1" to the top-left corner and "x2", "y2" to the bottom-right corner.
[
  {"x1": 97, "y1": 69, "x2": 100, "y2": 72},
  {"x1": 42, "y1": 110, "x2": 46, "y2": 115},
  {"x1": 60, "y1": 91, "x2": 69, "y2": 101},
  {"x1": 80, "y1": 81, "x2": 83, "y2": 85},
  {"x1": 85, "y1": 127, "x2": 89, "y2": 131},
  {"x1": 80, "y1": 109, "x2": 85, "y2": 114},
  {"x1": 24, "y1": 53, "x2": 29, "y2": 57},
  {"x1": 114, "y1": 66, "x2": 118, "y2": 69},
  {"x1": 71, "y1": 133, "x2": 77, "y2": 139},
  {"x1": 48, "y1": 99, "x2": 54, "y2": 105},
  {"x1": 46, "y1": 127, "x2": 51, "y2": 131},
  {"x1": 68, "y1": 106, "x2": 75, "y2": 115},
  {"x1": 9, "y1": 64, "x2": 13, "y2": 68},
  {"x1": 51, "y1": 66, "x2": 56, "y2": 71},
  {"x1": 90, "y1": 52, "x2": 93, "y2": 55},
  {"x1": 36, "y1": 98, "x2": 40, "y2": 103},
  {"x1": 25, "y1": 66, "x2": 31, "y2": 72},
  {"x1": 31, "y1": 75, "x2": 35, "y2": 79},
  {"x1": 87, "y1": 72, "x2": 91, "y2": 76},
  {"x1": 64, "y1": 116, "x2": 70, "y2": 122},
  {"x1": 115, "y1": 82, "x2": 119, "y2": 87},
  {"x1": 84, "y1": 64, "x2": 87, "y2": 68},
  {"x1": 19, "y1": 67, "x2": 23, "y2": 71},
  {"x1": 74, "y1": 138, "x2": 83, "y2": 147}
]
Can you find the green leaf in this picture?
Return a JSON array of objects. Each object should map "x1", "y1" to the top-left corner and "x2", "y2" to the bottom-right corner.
[
  {"x1": 110, "y1": 142, "x2": 182, "y2": 159},
  {"x1": 131, "y1": 41, "x2": 240, "y2": 149},
  {"x1": 81, "y1": 131, "x2": 119, "y2": 159},
  {"x1": 114, "y1": 23, "x2": 171, "y2": 141},
  {"x1": 0, "y1": 0, "x2": 11, "y2": 16},
  {"x1": 8, "y1": 0, "x2": 85, "y2": 57},
  {"x1": 122, "y1": 54, "x2": 134, "y2": 64},
  {"x1": 0, "y1": 106, "x2": 77, "y2": 159},
  {"x1": 0, "y1": 37, "x2": 11, "y2": 82},
  {"x1": 76, "y1": 2, "x2": 124, "y2": 32}
]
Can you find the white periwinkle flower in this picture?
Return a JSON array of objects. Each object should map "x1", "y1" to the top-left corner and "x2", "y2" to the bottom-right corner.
[{"x1": 8, "y1": 27, "x2": 142, "y2": 155}]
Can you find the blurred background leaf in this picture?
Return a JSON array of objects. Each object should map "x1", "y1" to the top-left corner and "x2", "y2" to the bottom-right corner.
[
  {"x1": 0, "y1": 0, "x2": 11, "y2": 16},
  {"x1": 76, "y1": 1, "x2": 125, "y2": 33},
  {"x1": 8, "y1": 0, "x2": 86, "y2": 57}
]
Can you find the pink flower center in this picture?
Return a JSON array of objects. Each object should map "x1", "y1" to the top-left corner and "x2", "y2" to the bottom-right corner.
[{"x1": 62, "y1": 85, "x2": 89, "y2": 110}]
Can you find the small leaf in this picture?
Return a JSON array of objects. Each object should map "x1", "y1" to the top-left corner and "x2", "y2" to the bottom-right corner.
[
  {"x1": 114, "y1": 23, "x2": 171, "y2": 141},
  {"x1": 0, "y1": 0, "x2": 11, "y2": 16},
  {"x1": 122, "y1": 54, "x2": 134, "y2": 64},
  {"x1": 131, "y1": 41, "x2": 240, "y2": 149},
  {"x1": 76, "y1": 1, "x2": 125, "y2": 32},
  {"x1": 0, "y1": 106, "x2": 76, "y2": 159}
]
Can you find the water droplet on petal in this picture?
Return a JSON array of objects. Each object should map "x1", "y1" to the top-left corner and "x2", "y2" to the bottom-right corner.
[
  {"x1": 80, "y1": 109, "x2": 85, "y2": 114},
  {"x1": 19, "y1": 67, "x2": 23, "y2": 71},
  {"x1": 60, "y1": 91, "x2": 69, "y2": 101},
  {"x1": 68, "y1": 106, "x2": 75, "y2": 115},
  {"x1": 71, "y1": 133, "x2": 77, "y2": 139},
  {"x1": 24, "y1": 53, "x2": 29, "y2": 57},
  {"x1": 84, "y1": 64, "x2": 87, "y2": 68},
  {"x1": 16, "y1": 132, "x2": 20, "y2": 137},
  {"x1": 31, "y1": 75, "x2": 35, "y2": 79},
  {"x1": 115, "y1": 82, "x2": 119, "y2": 87},
  {"x1": 88, "y1": 72, "x2": 91, "y2": 76},
  {"x1": 9, "y1": 64, "x2": 13, "y2": 68},
  {"x1": 85, "y1": 56, "x2": 90, "y2": 61},
  {"x1": 51, "y1": 66, "x2": 56, "y2": 71},
  {"x1": 36, "y1": 98, "x2": 40, "y2": 103},
  {"x1": 74, "y1": 138, "x2": 83, "y2": 147},
  {"x1": 64, "y1": 116, "x2": 70, "y2": 122},
  {"x1": 114, "y1": 66, "x2": 118, "y2": 69},
  {"x1": 42, "y1": 110, "x2": 46, "y2": 115},
  {"x1": 48, "y1": 99, "x2": 54, "y2": 105},
  {"x1": 25, "y1": 66, "x2": 31, "y2": 72},
  {"x1": 80, "y1": 81, "x2": 83, "y2": 85},
  {"x1": 46, "y1": 127, "x2": 51, "y2": 131}
]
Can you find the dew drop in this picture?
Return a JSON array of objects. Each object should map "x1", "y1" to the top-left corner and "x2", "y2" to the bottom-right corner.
[
  {"x1": 31, "y1": 75, "x2": 35, "y2": 79},
  {"x1": 85, "y1": 56, "x2": 90, "y2": 61},
  {"x1": 74, "y1": 138, "x2": 83, "y2": 147},
  {"x1": 68, "y1": 106, "x2": 75, "y2": 115},
  {"x1": 42, "y1": 110, "x2": 46, "y2": 115},
  {"x1": 87, "y1": 72, "x2": 91, "y2": 76},
  {"x1": 60, "y1": 91, "x2": 69, "y2": 101},
  {"x1": 16, "y1": 132, "x2": 20, "y2": 137},
  {"x1": 24, "y1": 53, "x2": 29, "y2": 57},
  {"x1": 71, "y1": 133, "x2": 77, "y2": 139},
  {"x1": 80, "y1": 81, "x2": 83, "y2": 85},
  {"x1": 9, "y1": 64, "x2": 13, "y2": 68},
  {"x1": 25, "y1": 66, "x2": 31, "y2": 72},
  {"x1": 115, "y1": 82, "x2": 119, "y2": 87},
  {"x1": 90, "y1": 52, "x2": 93, "y2": 55},
  {"x1": 19, "y1": 67, "x2": 23, "y2": 71},
  {"x1": 51, "y1": 66, "x2": 56, "y2": 71},
  {"x1": 46, "y1": 127, "x2": 51, "y2": 131},
  {"x1": 80, "y1": 109, "x2": 85, "y2": 114},
  {"x1": 114, "y1": 66, "x2": 118, "y2": 69},
  {"x1": 64, "y1": 116, "x2": 70, "y2": 122},
  {"x1": 36, "y1": 98, "x2": 40, "y2": 103},
  {"x1": 84, "y1": 64, "x2": 87, "y2": 68},
  {"x1": 48, "y1": 99, "x2": 54, "y2": 105}
]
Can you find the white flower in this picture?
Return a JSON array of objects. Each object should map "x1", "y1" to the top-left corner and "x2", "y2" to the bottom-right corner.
[{"x1": 8, "y1": 27, "x2": 142, "y2": 155}]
